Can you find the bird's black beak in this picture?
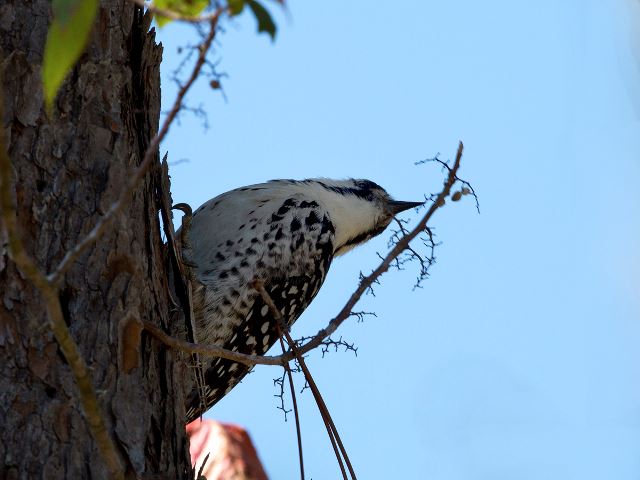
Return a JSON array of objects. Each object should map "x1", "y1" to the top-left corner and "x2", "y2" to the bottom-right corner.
[{"x1": 388, "y1": 200, "x2": 424, "y2": 215}]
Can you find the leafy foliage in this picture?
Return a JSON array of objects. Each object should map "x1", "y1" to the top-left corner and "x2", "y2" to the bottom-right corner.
[
  {"x1": 41, "y1": 0, "x2": 280, "y2": 111},
  {"x1": 228, "y1": 0, "x2": 245, "y2": 15},
  {"x1": 42, "y1": 0, "x2": 99, "y2": 111},
  {"x1": 154, "y1": 0, "x2": 209, "y2": 26},
  {"x1": 153, "y1": 0, "x2": 277, "y2": 41},
  {"x1": 245, "y1": 0, "x2": 277, "y2": 40}
]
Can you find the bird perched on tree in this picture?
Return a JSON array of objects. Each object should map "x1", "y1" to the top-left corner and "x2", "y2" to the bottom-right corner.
[{"x1": 182, "y1": 178, "x2": 422, "y2": 422}]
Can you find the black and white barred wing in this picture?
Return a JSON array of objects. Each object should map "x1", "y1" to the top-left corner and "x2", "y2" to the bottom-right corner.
[{"x1": 186, "y1": 273, "x2": 328, "y2": 422}]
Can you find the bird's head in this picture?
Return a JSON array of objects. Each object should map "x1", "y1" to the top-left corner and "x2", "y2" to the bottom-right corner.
[{"x1": 302, "y1": 178, "x2": 423, "y2": 256}]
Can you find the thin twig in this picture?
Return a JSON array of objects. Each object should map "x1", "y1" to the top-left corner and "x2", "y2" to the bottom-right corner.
[
  {"x1": 196, "y1": 452, "x2": 211, "y2": 480},
  {"x1": 275, "y1": 325, "x2": 305, "y2": 480},
  {"x1": 415, "y1": 153, "x2": 479, "y2": 213},
  {"x1": 143, "y1": 321, "x2": 287, "y2": 366},
  {"x1": 273, "y1": 369, "x2": 292, "y2": 419},
  {"x1": 388, "y1": 218, "x2": 438, "y2": 289},
  {"x1": 49, "y1": 11, "x2": 224, "y2": 285},
  {"x1": 0, "y1": 106, "x2": 124, "y2": 479}
]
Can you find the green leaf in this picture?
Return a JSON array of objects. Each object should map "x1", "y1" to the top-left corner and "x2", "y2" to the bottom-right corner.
[
  {"x1": 154, "y1": 0, "x2": 209, "y2": 27},
  {"x1": 42, "y1": 0, "x2": 99, "y2": 112},
  {"x1": 228, "y1": 0, "x2": 245, "y2": 16},
  {"x1": 245, "y1": 0, "x2": 276, "y2": 41}
]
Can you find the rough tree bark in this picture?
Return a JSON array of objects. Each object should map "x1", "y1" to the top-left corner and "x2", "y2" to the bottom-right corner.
[{"x1": 0, "y1": 1, "x2": 190, "y2": 478}]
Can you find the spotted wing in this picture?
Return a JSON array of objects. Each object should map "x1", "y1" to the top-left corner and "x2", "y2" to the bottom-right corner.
[{"x1": 185, "y1": 199, "x2": 335, "y2": 422}]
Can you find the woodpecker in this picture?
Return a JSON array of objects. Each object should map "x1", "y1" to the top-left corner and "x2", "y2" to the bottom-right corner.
[{"x1": 182, "y1": 178, "x2": 422, "y2": 422}]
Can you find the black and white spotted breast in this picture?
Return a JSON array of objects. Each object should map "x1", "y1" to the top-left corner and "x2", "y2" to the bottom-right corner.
[{"x1": 185, "y1": 196, "x2": 335, "y2": 422}]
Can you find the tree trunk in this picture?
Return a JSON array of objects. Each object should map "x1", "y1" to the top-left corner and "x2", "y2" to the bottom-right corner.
[{"x1": 0, "y1": 1, "x2": 190, "y2": 478}]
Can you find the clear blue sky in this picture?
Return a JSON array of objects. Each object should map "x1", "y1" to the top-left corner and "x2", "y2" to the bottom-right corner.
[{"x1": 157, "y1": 1, "x2": 640, "y2": 478}]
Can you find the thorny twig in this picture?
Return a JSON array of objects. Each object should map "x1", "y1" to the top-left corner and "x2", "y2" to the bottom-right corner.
[
  {"x1": 275, "y1": 323, "x2": 306, "y2": 480},
  {"x1": 273, "y1": 358, "x2": 302, "y2": 420},
  {"x1": 273, "y1": 370, "x2": 292, "y2": 419},
  {"x1": 415, "y1": 153, "x2": 479, "y2": 213},
  {"x1": 386, "y1": 218, "x2": 439, "y2": 289},
  {"x1": 295, "y1": 336, "x2": 358, "y2": 358},
  {"x1": 358, "y1": 271, "x2": 379, "y2": 297},
  {"x1": 349, "y1": 311, "x2": 377, "y2": 323}
]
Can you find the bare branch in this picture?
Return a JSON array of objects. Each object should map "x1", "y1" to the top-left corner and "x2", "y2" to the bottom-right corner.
[
  {"x1": 293, "y1": 142, "x2": 466, "y2": 357},
  {"x1": 143, "y1": 321, "x2": 289, "y2": 366},
  {"x1": 0, "y1": 105, "x2": 124, "y2": 480},
  {"x1": 49, "y1": 10, "x2": 224, "y2": 285}
]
